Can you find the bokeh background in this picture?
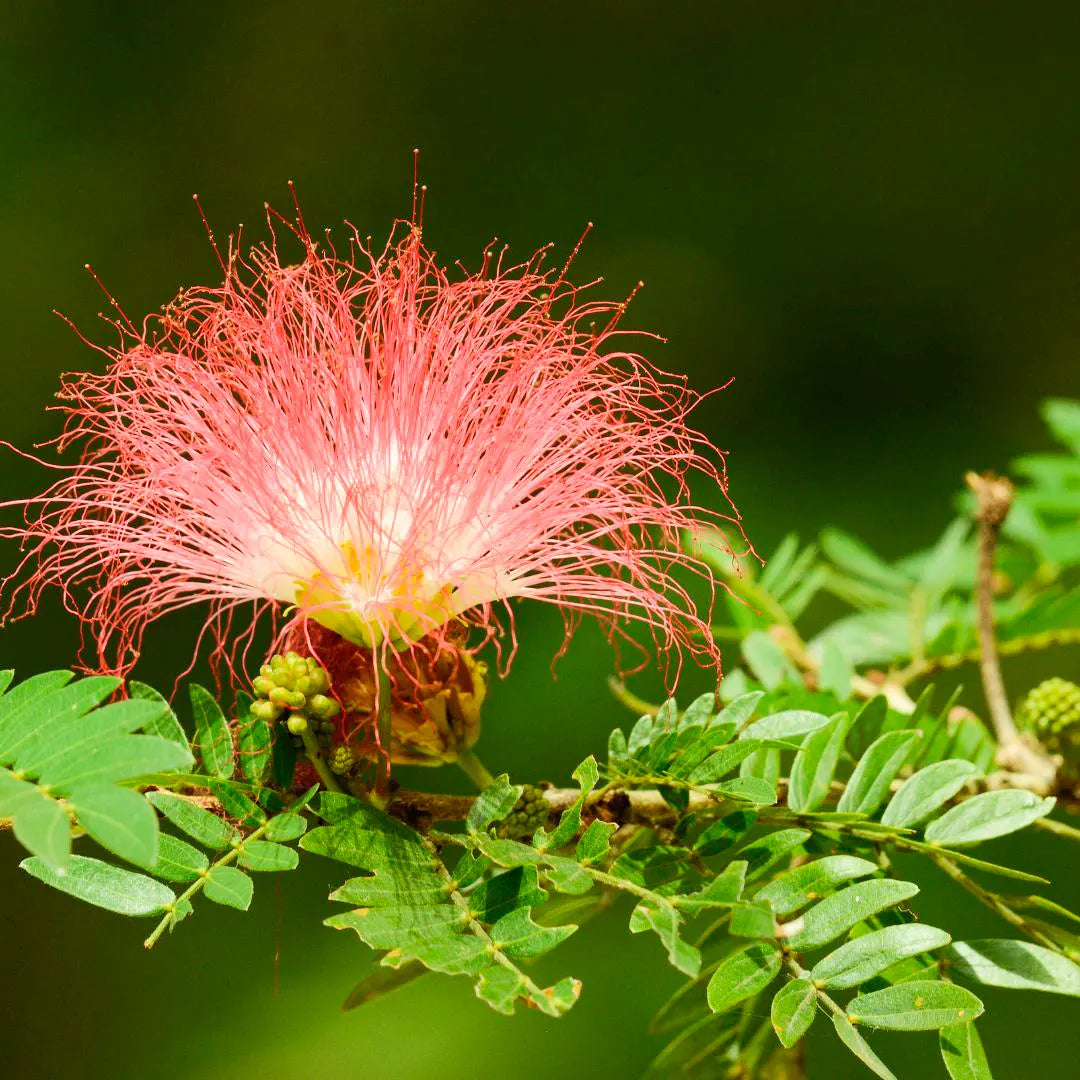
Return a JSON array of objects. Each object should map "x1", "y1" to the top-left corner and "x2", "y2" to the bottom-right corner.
[{"x1": 3, "y1": 2, "x2": 1080, "y2": 1077}]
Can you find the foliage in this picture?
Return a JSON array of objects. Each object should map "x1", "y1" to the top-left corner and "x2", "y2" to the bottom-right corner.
[{"x1": 4, "y1": 398, "x2": 1080, "y2": 1078}]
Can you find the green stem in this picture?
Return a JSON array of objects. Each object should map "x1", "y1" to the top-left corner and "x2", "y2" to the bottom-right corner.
[
  {"x1": 608, "y1": 677, "x2": 662, "y2": 717},
  {"x1": 930, "y1": 850, "x2": 1062, "y2": 953},
  {"x1": 456, "y1": 748, "x2": 496, "y2": 791},
  {"x1": 144, "y1": 818, "x2": 272, "y2": 949},
  {"x1": 895, "y1": 629, "x2": 1080, "y2": 685},
  {"x1": 1034, "y1": 816, "x2": 1080, "y2": 843},
  {"x1": 374, "y1": 661, "x2": 393, "y2": 799},
  {"x1": 299, "y1": 725, "x2": 343, "y2": 794}
]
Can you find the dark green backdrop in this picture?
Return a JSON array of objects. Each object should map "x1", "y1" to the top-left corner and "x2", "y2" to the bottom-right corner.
[{"x1": 2, "y1": 3, "x2": 1079, "y2": 1077}]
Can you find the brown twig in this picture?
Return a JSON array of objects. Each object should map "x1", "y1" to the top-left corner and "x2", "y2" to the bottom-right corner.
[{"x1": 965, "y1": 470, "x2": 1058, "y2": 791}]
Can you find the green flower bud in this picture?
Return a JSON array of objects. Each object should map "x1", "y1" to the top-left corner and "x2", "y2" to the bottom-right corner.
[
  {"x1": 252, "y1": 675, "x2": 274, "y2": 697},
  {"x1": 254, "y1": 700, "x2": 283, "y2": 722},
  {"x1": 495, "y1": 784, "x2": 550, "y2": 839},
  {"x1": 286, "y1": 713, "x2": 309, "y2": 735},
  {"x1": 1018, "y1": 677, "x2": 1080, "y2": 770},
  {"x1": 308, "y1": 693, "x2": 340, "y2": 720},
  {"x1": 329, "y1": 745, "x2": 357, "y2": 776}
]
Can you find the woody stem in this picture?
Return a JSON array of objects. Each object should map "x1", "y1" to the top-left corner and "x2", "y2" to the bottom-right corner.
[{"x1": 966, "y1": 470, "x2": 1057, "y2": 789}]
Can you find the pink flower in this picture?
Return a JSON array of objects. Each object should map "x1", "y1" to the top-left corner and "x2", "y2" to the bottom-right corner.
[{"x1": 2, "y1": 201, "x2": 744, "y2": 683}]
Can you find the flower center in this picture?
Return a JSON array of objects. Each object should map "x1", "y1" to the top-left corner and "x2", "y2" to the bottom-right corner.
[{"x1": 293, "y1": 539, "x2": 457, "y2": 649}]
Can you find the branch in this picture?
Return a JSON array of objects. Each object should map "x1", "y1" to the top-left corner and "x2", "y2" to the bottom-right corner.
[{"x1": 966, "y1": 470, "x2": 1058, "y2": 791}]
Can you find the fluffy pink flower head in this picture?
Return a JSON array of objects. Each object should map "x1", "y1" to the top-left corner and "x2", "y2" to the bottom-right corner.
[{"x1": 2, "y1": 198, "x2": 744, "y2": 684}]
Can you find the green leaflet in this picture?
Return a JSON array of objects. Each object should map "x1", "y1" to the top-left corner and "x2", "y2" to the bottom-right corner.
[
  {"x1": 629, "y1": 898, "x2": 702, "y2": 976},
  {"x1": 265, "y1": 811, "x2": 307, "y2": 842},
  {"x1": 576, "y1": 819, "x2": 616, "y2": 863},
  {"x1": 811, "y1": 924, "x2": 952, "y2": 988},
  {"x1": 729, "y1": 900, "x2": 775, "y2": 939},
  {"x1": 754, "y1": 855, "x2": 877, "y2": 917},
  {"x1": 17, "y1": 698, "x2": 168, "y2": 779},
  {"x1": 21, "y1": 854, "x2": 175, "y2": 916},
  {"x1": 736, "y1": 828, "x2": 811, "y2": 882},
  {"x1": 837, "y1": 730, "x2": 921, "y2": 815},
  {"x1": 148, "y1": 791, "x2": 240, "y2": 850},
  {"x1": 693, "y1": 809, "x2": 757, "y2": 856},
  {"x1": 139, "y1": 834, "x2": 209, "y2": 883},
  {"x1": 787, "y1": 712, "x2": 851, "y2": 812},
  {"x1": 203, "y1": 865, "x2": 254, "y2": 909},
  {"x1": 467, "y1": 774, "x2": 523, "y2": 834},
  {"x1": 742, "y1": 631, "x2": 802, "y2": 689},
  {"x1": 1043, "y1": 397, "x2": 1080, "y2": 453},
  {"x1": 947, "y1": 939, "x2": 1080, "y2": 995},
  {"x1": 847, "y1": 980, "x2": 984, "y2": 1031},
  {"x1": 534, "y1": 756, "x2": 598, "y2": 850},
  {"x1": 770, "y1": 978, "x2": 818, "y2": 1048},
  {"x1": 740, "y1": 709, "x2": 832, "y2": 743},
  {"x1": 489, "y1": 906, "x2": 576, "y2": 959},
  {"x1": 209, "y1": 779, "x2": 265, "y2": 827},
  {"x1": 783, "y1": 878, "x2": 920, "y2": 950},
  {"x1": 38, "y1": 734, "x2": 192, "y2": 792},
  {"x1": 68, "y1": 784, "x2": 160, "y2": 868},
  {"x1": 713, "y1": 691, "x2": 765, "y2": 731},
  {"x1": 818, "y1": 641, "x2": 853, "y2": 699},
  {"x1": 12, "y1": 792, "x2": 71, "y2": 873},
  {"x1": 129, "y1": 681, "x2": 189, "y2": 750},
  {"x1": 740, "y1": 745, "x2": 781, "y2": 790},
  {"x1": 715, "y1": 775, "x2": 776, "y2": 805},
  {"x1": 0, "y1": 674, "x2": 115, "y2": 766},
  {"x1": 881, "y1": 760, "x2": 982, "y2": 828},
  {"x1": 821, "y1": 528, "x2": 911, "y2": 593},
  {"x1": 190, "y1": 683, "x2": 235, "y2": 779},
  {"x1": 940, "y1": 1022, "x2": 994, "y2": 1080},
  {"x1": 706, "y1": 942, "x2": 782, "y2": 1014},
  {"x1": 236, "y1": 710, "x2": 273, "y2": 786},
  {"x1": 475, "y1": 968, "x2": 580, "y2": 1017},
  {"x1": 924, "y1": 790, "x2": 1056, "y2": 847},
  {"x1": 688, "y1": 740, "x2": 766, "y2": 785},
  {"x1": 678, "y1": 861, "x2": 747, "y2": 912},
  {"x1": 238, "y1": 840, "x2": 300, "y2": 872}
]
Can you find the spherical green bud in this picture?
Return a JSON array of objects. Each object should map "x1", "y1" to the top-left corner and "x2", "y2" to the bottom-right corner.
[
  {"x1": 268, "y1": 686, "x2": 293, "y2": 707},
  {"x1": 1019, "y1": 677, "x2": 1080, "y2": 766},
  {"x1": 251, "y1": 699, "x2": 283, "y2": 723},
  {"x1": 286, "y1": 713, "x2": 309, "y2": 735},
  {"x1": 329, "y1": 745, "x2": 357, "y2": 776},
  {"x1": 252, "y1": 675, "x2": 274, "y2": 697},
  {"x1": 495, "y1": 784, "x2": 550, "y2": 839},
  {"x1": 308, "y1": 693, "x2": 340, "y2": 720}
]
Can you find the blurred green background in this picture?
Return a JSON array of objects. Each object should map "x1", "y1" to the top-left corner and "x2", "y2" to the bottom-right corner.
[{"x1": 3, "y1": 2, "x2": 1080, "y2": 1077}]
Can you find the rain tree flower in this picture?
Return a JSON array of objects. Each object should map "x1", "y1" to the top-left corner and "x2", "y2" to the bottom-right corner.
[{"x1": 1, "y1": 200, "x2": 744, "y2": 759}]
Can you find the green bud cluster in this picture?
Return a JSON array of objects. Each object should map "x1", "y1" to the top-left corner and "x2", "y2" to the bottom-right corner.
[
  {"x1": 1018, "y1": 677, "x2": 1080, "y2": 752},
  {"x1": 329, "y1": 744, "x2": 358, "y2": 776},
  {"x1": 496, "y1": 785, "x2": 551, "y2": 839},
  {"x1": 250, "y1": 652, "x2": 341, "y2": 743}
]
